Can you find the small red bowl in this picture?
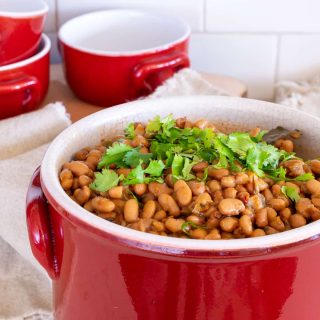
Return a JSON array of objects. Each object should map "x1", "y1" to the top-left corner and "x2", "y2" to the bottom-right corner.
[
  {"x1": 59, "y1": 10, "x2": 190, "y2": 107},
  {"x1": 0, "y1": 34, "x2": 50, "y2": 120},
  {"x1": 0, "y1": 0, "x2": 48, "y2": 66}
]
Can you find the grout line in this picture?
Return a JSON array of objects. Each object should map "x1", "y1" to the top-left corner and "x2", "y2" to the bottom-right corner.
[
  {"x1": 274, "y1": 35, "x2": 282, "y2": 83},
  {"x1": 272, "y1": 35, "x2": 281, "y2": 101},
  {"x1": 55, "y1": 0, "x2": 59, "y2": 31},
  {"x1": 203, "y1": 0, "x2": 206, "y2": 32},
  {"x1": 191, "y1": 31, "x2": 320, "y2": 36}
]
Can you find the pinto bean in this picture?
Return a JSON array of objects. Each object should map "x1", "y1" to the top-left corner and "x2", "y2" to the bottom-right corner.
[
  {"x1": 165, "y1": 218, "x2": 185, "y2": 233},
  {"x1": 251, "y1": 229, "x2": 266, "y2": 237},
  {"x1": 306, "y1": 179, "x2": 320, "y2": 195},
  {"x1": 133, "y1": 183, "x2": 147, "y2": 196},
  {"x1": 192, "y1": 161, "x2": 209, "y2": 172},
  {"x1": 255, "y1": 208, "x2": 268, "y2": 227},
  {"x1": 64, "y1": 161, "x2": 89, "y2": 177},
  {"x1": 239, "y1": 215, "x2": 253, "y2": 236},
  {"x1": 207, "y1": 180, "x2": 221, "y2": 193},
  {"x1": 205, "y1": 228, "x2": 221, "y2": 240},
  {"x1": 60, "y1": 169, "x2": 73, "y2": 190},
  {"x1": 268, "y1": 198, "x2": 287, "y2": 211},
  {"x1": 289, "y1": 213, "x2": 307, "y2": 228},
  {"x1": 124, "y1": 199, "x2": 139, "y2": 223},
  {"x1": 235, "y1": 173, "x2": 249, "y2": 185},
  {"x1": 309, "y1": 160, "x2": 320, "y2": 175},
  {"x1": 218, "y1": 198, "x2": 245, "y2": 216},
  {"x1": 174, "y1": 180, "x2": 192, "y2": 206},
  {"x1": 92, "y1": 196, "x2": 115, "y2": 213},
  {"x1": 158, "y1": 194, "x2": 180, "y2": 216},
  {"x1": 108, "y1": 186, "x2": 123, "y2": 199},
  {"x1": 220, "y1": 217, "x2": 239, "y2": 232},
  {"x1": 221, "y1": 176, "x2": 236, "y2": 188},
  {"x1": 73, "y1": 186, "x2": 91, "y2": 205},
  {"x1": 148, "y1": 182, "x2": 172, "y2": 197},
  {"x1": 208, "y1": 168, "x2": 229, "y2": 180},
  {"x1": 188, "y1": 181, "x2": 206, "y2": 196},
  {"x1": 223, "y1": 187, "x2": 237, "y2": 199},
  {"x1": 142, "y1": 200, "x2": 156, "y2": 219},
  {"x1": 269, "y1": 216, "x2": 285, "y2": 232}
]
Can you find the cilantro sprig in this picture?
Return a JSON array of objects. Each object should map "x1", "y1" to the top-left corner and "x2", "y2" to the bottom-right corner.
[
  {"x1": 281, "y1": 186, "x2": 300, "y2": 202},
  {"x1": 90, "y1": 115, "x2": 310, "y2": 193}
]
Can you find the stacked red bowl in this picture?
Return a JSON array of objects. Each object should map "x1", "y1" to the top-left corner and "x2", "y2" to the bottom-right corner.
[{"x1": 0, "y1": 0, "x2": 50, "y2": 119}]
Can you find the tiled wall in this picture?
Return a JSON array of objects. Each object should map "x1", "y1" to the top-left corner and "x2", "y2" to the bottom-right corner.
[{"x1": 45, "y1": 0, "x2": 320, "y2": 100}]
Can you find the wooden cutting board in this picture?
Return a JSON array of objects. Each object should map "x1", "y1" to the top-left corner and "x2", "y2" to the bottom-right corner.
[{"x1": 42, "y1": 64, "x2": 247, "y2": 122}]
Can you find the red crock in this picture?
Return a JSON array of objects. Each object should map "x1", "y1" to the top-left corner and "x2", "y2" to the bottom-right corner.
[
  {"x1": 26, "y1": 96, "x2": 320, "y2": 320},
  {"x1": 58, "y1": 10, "x2": 190, "y2": 107},
  {"x1": 0, "y1": 0, "x2": 48, "y2": 66},
  {"x1": 0, "y1": 34, "x2": 50, "y2": 120}
]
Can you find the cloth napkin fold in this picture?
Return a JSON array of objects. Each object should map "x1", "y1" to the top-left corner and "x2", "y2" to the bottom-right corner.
[
  {"x1": 0, "y1": 103, "x2": 70, "y2": 320},
  {"x1": 0, "y1": 69, "x2": 232, "y2": 319},
  {"x1": 275, "y1": 74, "x2": 320, "y2": 117}
]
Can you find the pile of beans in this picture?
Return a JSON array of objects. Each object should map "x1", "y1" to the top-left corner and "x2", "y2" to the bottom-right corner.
[{"x1": 59, "y1": 118, "x2": 320, "y2": 239}]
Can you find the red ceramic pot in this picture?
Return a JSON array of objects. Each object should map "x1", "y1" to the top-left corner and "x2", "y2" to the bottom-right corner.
[
  {"x1": 26, "y1": 96, "x2": 320, "y2": 320},
  {"x1": 0, "y1": 34, "x2": 50, "y2": 120},
  {"x1": 58, "y1": 10, "x2": 190, "y2": 107},
  {"x1": 0, "y1": 0, "x2": 48, "y2": 66}
]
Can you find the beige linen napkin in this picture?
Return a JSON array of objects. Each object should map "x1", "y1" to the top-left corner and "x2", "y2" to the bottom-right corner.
[
  {"x1": 0, "y1": 103, "x2": 70, "y2": 320},
  {"x1": 275, "y1": 74, "x2": 320, "y2": 116},
  {"x1": 0, "y1": 69, "x2": 229, "y2": 320}
]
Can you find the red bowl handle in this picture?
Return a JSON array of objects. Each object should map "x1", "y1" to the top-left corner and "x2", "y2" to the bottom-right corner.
[
  {"x1": 132, "y1": 51, "x2": 190, "y2": 97},
  {"x1": 0, "y1": 76, "x2": 42, "y2": 114},
  {"x1": 26, "y1": 167, "x2": 57, "y2": 279}
]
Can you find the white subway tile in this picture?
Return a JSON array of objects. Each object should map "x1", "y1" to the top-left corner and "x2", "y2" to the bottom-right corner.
[
  {"x1": 46, "y1": 32, "x2": 61, "y2": 64},
  {"x1": 57, "y1": 0, "x2": 204, "y2": 32},
  {"x1": 44, "y1": 0, "x2": 56, "y2": 32},
  {"x1": 277, "y1": 35, "x2": 320, "y2": 81},
  {"x1": 206, "y1": 0, "x2": 320, "y2": 32},
  {"x1": 189, "y1": 34, "x2": 277, "y2": 100}
]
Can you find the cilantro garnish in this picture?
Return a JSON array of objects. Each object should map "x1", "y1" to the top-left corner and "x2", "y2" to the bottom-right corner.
[
  {"x1": 124, "y1": 123, "x2": 135, "y2": 139},
  {"x1": 144, "y1": 160, "x2": 165, "y2": 177},
  {"x1": 98, "y1": 143, "x2": 132, "y2": 169},
  {"x1": 92, "y1": 115, "x2": 308, "y2": 190},
  {"x1": 281, "y1": 186, "x2": 300, "y2": 202},
  {"x1": 124, "y1": 148, "x2": 153, "y2": 167},
  {"x1": 123, "y1": 163, "x2": 145, "y2": 185},
  {"x1": 90, "y1": 169, "x2": 123, "y2": 192}
]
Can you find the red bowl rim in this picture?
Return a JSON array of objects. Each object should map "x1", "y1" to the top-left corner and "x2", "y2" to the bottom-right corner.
[
  {"x1": 58, "y1": 9, "x2": 190, "y2": 57},
  {"x1": 0, "y1": 0, "x2": 48, "y2": 18},
  {"x1": 0, "y1": 34, "x2": 50, "y2": 71},
  {"x1": 40, "y1": 96, "x2": 320, "y2": 254}
]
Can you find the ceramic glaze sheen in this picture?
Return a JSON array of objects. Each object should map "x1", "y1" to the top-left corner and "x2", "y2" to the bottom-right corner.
[
  {"x1": 0, "y1": 0, "x2": 48, "y2": 66},
  {"x1": 0, "y1": 34, "x2": 50, "y2": 119},
  {"x1": 58, "y1": 10, "x2": 190, "y2": 107},
  {"x1": 26, "y1": 97, "x2": 320, "y2": 320}
]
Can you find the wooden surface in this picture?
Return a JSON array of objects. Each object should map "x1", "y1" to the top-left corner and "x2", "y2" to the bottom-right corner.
[{"x1": 42, "y1": 64, "x2": 247, "y2": 122}]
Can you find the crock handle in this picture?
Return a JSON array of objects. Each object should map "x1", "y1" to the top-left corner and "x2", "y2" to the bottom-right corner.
[
  {"x1": 26, "y1": 167, "x2": 57, "y2": 279},
  {"x1": 0, "y1": 76, "x2": 41, "y2": 114},
  {"x1": 132, "y1": 52, "x2": 190, "y2": 96}
]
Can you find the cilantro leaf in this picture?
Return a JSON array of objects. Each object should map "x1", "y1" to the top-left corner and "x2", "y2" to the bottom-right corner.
[
  {"x1": 226, "y1": 132, "x2": 255, "y2": 159},
  {"x1": 281, "y1": 186, "x2": 300, "y2": 202},
  {"x1": 124, "y1": 123, "x2": 135, "y2": 139},
  {"x1": 124, "y1": 148, "x2": 153, "y2": 167},
  {"x1": 90, "y1": 169, "x2": 122, "y2": 192},
  {"x1": 146, "y1": 115, "x2": 161, "y2": 134},
  {"x1": 123, "y1": 163, "x2": 145, "y2": 185},
  {"x1": 98, "y1": 143, "x2": 132, "y2": 169},
  {"x1": 181, "y1": 157, "x2": 197, "y2": 180},
  {"x1": 144, "y1": 160, "x2": 165, "y2": 177},
  {"x1": 181, "y1": 221, "x2": 207, "y2": 235},
  {"x1": 294, "y1": 173, "x2": 314, "y2": 181},
  {"x1": 252, "y1": 130, "x2": 267, "y2": 142},
  {"x1": 172, "y1": 155, "x2": 184, "y2": 177}
]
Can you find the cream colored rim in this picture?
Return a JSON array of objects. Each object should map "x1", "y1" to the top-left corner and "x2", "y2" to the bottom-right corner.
[{"x1": 41, "y1": 96, "x2": 320, "y2": 252}]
